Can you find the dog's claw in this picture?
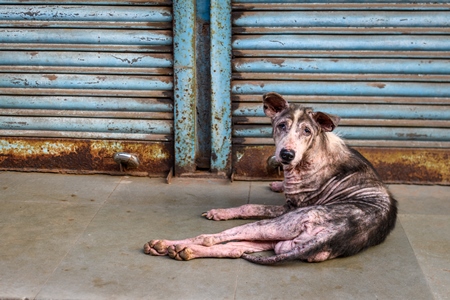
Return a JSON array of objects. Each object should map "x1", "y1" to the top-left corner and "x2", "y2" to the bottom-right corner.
[
  {"x1": 202, "y1": 211, "x2": 217, "y2": 220},
  {"x1": 202, "y1": 209, "x2": 230, "y2": 221},
  {"x1": 201, "y1": 212, "x2": 210, "y2": 219}
]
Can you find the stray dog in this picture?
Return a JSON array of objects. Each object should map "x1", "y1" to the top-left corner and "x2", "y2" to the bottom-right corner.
[{"x1": 144, "y1": 92, "x2": 397, "y2": 265}]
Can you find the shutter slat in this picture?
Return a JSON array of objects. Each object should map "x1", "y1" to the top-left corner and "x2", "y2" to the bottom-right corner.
[
  {"x1": 232, "y1": 81, "x2": 450, "y2": 97},
  {"x1": 233, "y1": 35, "x2": 450, "y2": 51},
  {"x1": 0, "y1": 116, "x2": 173, "y2": 135},
  {"x1": 233, "y1": 125, "x2": 450, "y2": 142},
  {"x1": 0, "y1": 5, "x2": 172, "y2": 22},
  {"x1": 233, "y1": 103, "x2": 450, "y2": 120},
  {"x1": 233, "y1": 11, "x2": 450, "y2": 28}
]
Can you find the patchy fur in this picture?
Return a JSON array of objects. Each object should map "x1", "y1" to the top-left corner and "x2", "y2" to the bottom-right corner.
[{"x1": 144, "y1": 92, "x2": 397, "y2": 265}]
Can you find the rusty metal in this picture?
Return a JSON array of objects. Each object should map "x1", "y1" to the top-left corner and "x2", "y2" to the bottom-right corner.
[
  {"x1": 232, "y1": 145, "x2": 450, "y2": 185},
  {"x1": 356, "y1": 147, "x2": 450, "y2": 185},
  {"x1": 232, "y1": 145, "x2": 283, "y2": 181},
  {"x1": 0, "y1": 137, "x2": 173, "y2": 177}
]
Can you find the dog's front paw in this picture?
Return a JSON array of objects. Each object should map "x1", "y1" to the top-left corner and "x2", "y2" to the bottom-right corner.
[
  {"x1": 201, "y1": 209, "x2": 230, "y2": 221},
  {"x1": 144, "y1": 240, "x2": 169, "y2": 256},
  {"x1": 270, "y1": 181, "x2": 284, "y2": 193}
]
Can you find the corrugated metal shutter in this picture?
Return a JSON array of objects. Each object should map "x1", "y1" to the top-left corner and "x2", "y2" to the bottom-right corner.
[
  {"x1": 231, "y1": 1, "x2": 450, "y2": 184},
  {"x1": 0, "y1": 1, "x2": 174, "y2": 175}
]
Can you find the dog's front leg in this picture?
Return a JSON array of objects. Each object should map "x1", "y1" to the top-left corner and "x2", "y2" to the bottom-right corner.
[
  {"x1": 269, "y1": 181, "x2": 284, "y2": 192},
  {"x1": 203, "y1": 204, "x2": 286, "y2": 220},
  {"x1": 144, "y1": 234, "x2": 216, "y2": 256}
]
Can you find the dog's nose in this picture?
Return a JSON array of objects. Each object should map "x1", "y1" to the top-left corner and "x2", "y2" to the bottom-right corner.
[{"x1": 280, "y1": 148, "x2": 295, "y2": 162}]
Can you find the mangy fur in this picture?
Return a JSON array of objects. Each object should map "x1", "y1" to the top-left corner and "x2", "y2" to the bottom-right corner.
[{"x1": 144, "y1": 92, "x2": 397, "y2": 265}]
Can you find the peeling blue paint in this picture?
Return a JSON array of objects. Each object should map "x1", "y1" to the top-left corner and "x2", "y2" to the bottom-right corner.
[
  {"x1": 210, "y1": 0, "x2": 231, "y2": 174},
  {"x1": 174, "y1": 0, "x2": 197, "y2": 173}
]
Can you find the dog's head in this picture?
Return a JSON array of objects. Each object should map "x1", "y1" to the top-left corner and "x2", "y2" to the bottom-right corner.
[{"x1": 263, "y1": 92, "x2": 340, "y2": 168}]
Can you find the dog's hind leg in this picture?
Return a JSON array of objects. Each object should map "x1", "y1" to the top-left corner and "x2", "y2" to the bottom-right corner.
[
  {"x1": 241, "y1": 205, "x2": 372, "y2": 265},
  {"x1": 167, "y1": 241, "x2": 276, "y2": 260}
]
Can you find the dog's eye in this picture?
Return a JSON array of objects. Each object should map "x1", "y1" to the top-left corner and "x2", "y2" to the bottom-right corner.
[
  {"x1": 304, "y1": 127, "x2": 311, "y2": 135},
  {"x1": 277, "y1": 123, "x2": 287, "y2": 131}
]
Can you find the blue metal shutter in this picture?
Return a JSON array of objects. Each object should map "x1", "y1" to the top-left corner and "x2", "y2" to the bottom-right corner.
[
  {"x1": 0, "y1": 1, "x2": 174, "y2": 175},
  {"x1": 231, "y1": 1, "x2": 450, "y2": 184}
]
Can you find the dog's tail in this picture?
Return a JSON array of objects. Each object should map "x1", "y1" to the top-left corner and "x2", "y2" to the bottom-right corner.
[
  {"x1": 241, "y1": 251, "x2": 298, "y2": 265},
  {"x1": 242, "y1": 244, "x2": 336, "y2": 265}
]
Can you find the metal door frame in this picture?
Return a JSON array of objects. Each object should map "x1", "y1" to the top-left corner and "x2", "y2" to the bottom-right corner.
[{"x1": 173, "y1": 0, "x2": 232, "y2": 176}]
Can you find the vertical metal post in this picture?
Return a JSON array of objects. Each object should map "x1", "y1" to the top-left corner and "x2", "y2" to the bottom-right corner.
[
  {"x1": 210, "y1": 0, "x2": 232, "y2": 175},
  {"x1": 173, "y1": 0, "x2": 197, "y2": 174}
]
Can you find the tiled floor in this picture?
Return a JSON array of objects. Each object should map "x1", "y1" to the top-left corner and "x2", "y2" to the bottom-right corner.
[{"x1": 0, "y1": 171, "x2": 449, "y2": 300}]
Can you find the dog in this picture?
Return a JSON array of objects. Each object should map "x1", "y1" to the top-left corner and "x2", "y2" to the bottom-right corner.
[{"x1": 144, "y1": 92, "x2": 397, "y2": 265}]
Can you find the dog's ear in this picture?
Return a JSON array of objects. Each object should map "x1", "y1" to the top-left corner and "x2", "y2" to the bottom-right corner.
[
  {"x1": 263, "y1": 92, "x2": 288, "y2": 118},
  {"x1": 313, "y1": 112, "x2": 340, "y2": 132}
]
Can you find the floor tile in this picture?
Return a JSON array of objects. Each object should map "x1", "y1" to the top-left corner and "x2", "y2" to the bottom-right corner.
[
  {"x1": 400, "y1": 214, "x2": 450, "y2": 300},
  {"x1": 0, "y1": 202, "x2": 99, "y2": 299},
  {"x1": 0, "y1": 172, "x2": 120, "y2": 203},
  {"x1": 389, "y1": 185, "x2": 450, "y2": 215}
]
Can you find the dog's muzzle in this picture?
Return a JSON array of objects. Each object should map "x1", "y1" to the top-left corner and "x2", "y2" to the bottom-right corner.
[{"x1": 280, "y1": 148, "x2": 296, "y2": 164}]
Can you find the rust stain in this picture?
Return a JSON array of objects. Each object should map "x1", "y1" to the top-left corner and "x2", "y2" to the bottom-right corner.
[
  {"x1": 368, "y1": 83, "x2": 386, "y2": 89},
  {"x1": 357, "y1": 147, "x2": 449, "y2": 184},
  {"x1": 233, "y1": 145, "x2": 283, "y2": 180},
  {"x1": 232, "y1": 145, "x2": 449, "y2": 185},
  {"x1": 266, "y1": 58, "x2": 285, "y2": 67},
  {"x1": 0, "y1": 138, "x2": 173, "y2": 176},
  {"x1": 43, "y1": 74, "x2": 58, "y2": 81}
]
